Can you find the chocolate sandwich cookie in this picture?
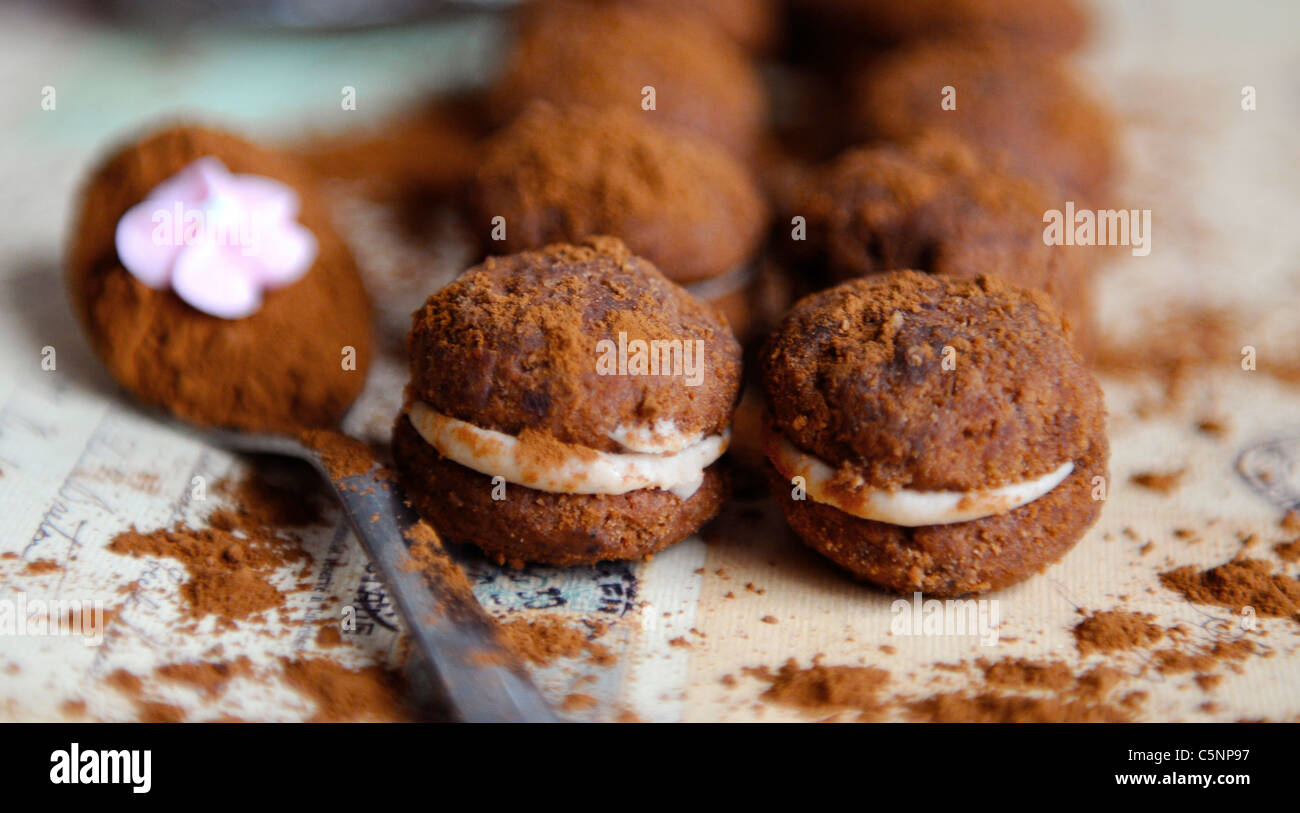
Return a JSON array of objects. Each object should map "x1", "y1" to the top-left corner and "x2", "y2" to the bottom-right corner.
[
  {"x1": 469, "y1": 103, "x2": 771, "y2": 340},
  {"x1": 66, "y1": 125, "x2": 373, "y2": 433},
  {"x1": 849, "y1": 37, "x2": 1114, "y2": 202},
  {"x1": 785, "y1": 134, "x2": 1096, "y2": 352},
  {"x1": 392, "y1": 237, "x2": 742, "y2": 567},
  {"x1": 761, "y1": 271, "x2": 1108, "y2": 595},
  {"x1": 487, "y1": 0, "x2": 767, "y2": 159}
]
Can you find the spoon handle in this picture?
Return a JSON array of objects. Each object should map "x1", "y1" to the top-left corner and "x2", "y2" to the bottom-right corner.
[{"x1": 299, "y1": 441, "x2": 557, "y2": 723}]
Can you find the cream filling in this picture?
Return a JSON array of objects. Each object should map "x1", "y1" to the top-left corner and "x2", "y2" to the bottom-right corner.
[
  {"x1": 606, "y1": 419, "x2": 701, "y2": 454},
  {"x1": 767, "y1": 431, "x2": 1074, "y2": 527},
  {"x1": 407, "y1": 401, "x2": 728, "y2": 499}
]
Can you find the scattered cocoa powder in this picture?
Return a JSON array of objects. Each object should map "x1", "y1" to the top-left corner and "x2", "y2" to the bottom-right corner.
[
  {"x1": 1281, "y1": 510, "x2": 1300, "y2": 533},
  {"x1": 496, "y1": 615, "x2": 614, "y2": 667},
  {"x1": 904, "y1": 690, "x2": 1139, "y2": 723},
  {"x1": 278, "y1": 656, "x2": 413, "y2": 722},
  {"x1": 1152, "y1": 638, "x2": 1256, "y2": 677},
  {"x1": 23, "y1": 559, "x2": 61, "y2": 574},
  {"x1": 60, "y1": 698, "x2": 88, "y2": 717},
  {"x1": 1130, "y1": 468, "x2": 1186, "y2": 494},
  {"x1": 105, "y1": 668, "x2": 189, "y2": 723},
  {"x1": 977, "y1": 657, "x2": 1075, "y2": 692},
  {"x1": 1195, "y1": 419, "x2": 1228, "y2": 437},
  {"x1": 105, "y1": 669, "x2": 143, "y2": 696},
  {"x1": 135, "y1": 701, "x2": 187, "y2": 724},
  {"x1": 1274, "y1": 539, "x2": 1300, "y2": 564},
  {"x1": 315, "y1": 624, "x2": 344, "y2": 648},
  {"x1": 1160, "y1": 558, "x2": 1300, "y2": 619},
  {"x1": 154, "y1": 657, "x2": 253, "y2": 698},
  {"x1": 108, "y1": 525, "x2": 304, "y2": 625},
  {"x1": 1093, "y1": 305, "x2": 1300, "y2": 402},
  {"x1": 561, "y1": 693, "x2": 598, "y2": 712},
  {"x1": 210, "y1": 469, "x2": 326, "y2": 533},
  {"x1": 1196, "y1": 674, "x2": 1224, "y2": 691},
  {"x1": 746, "y1": 658, "x2": 892, "y2": 720},
  {"x1": 1072, "y1": 610, "x2": 1165, "y2": 655}
]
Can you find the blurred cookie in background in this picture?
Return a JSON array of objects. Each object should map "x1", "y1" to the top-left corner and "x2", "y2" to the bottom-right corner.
[{"x1": 487, "y1": 0, "x2": 768, "y2": 159}]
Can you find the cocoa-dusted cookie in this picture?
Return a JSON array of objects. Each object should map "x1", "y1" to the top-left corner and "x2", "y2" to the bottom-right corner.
[
  {"x1": 850, "y1": 37, "x2": 1115, "y2": 201},
  {"x1": 792, "y1": 0, "x2": 1089, "y2": 51},
  {"x1": 66, "y1": 125, "x2": 372, "y2": 433},
  {"x1": 393, "y1": 237, "x2": 742, "y2": 567},
  {"x1": 469, "y1": 103, "x2": 772, "y2": 339},
  {"x1": 761, "y1": 271, "x2": 1108, "y2": 595},
  {"x1": 785, "y1": 134, "x2": 1097, "y2": 352},
  {"x1": 487, "y1": 0, "x2": 767, "y2": 159}
]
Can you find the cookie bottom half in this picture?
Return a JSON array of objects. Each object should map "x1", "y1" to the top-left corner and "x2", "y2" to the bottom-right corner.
[
  {"x1": 767, "y1": 434, "x2": 1109, "y2": 596},
  {"x1": 393, "y1": 416, "x2": 728, "y2": 567}
]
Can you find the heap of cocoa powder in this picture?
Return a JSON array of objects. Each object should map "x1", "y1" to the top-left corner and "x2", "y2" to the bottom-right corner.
[
  {"x1": 1072, "y1": 610, "x2": 1166, "y2": 655},
  {"x1": 107, "y1": 470, "x2": 321, "y2": 626},
  {"x1": 744, "y1": 658, "x2": 891, "y2": 720},
  {"x1": 496, "y1": 616, "x2": 614, "y2": 667},
  {"x1": 103, "y1": 655, "x2": 415, "y2": 723},
  {"x1": 109, "y1": 525, "x2": 303, "y2": 625},
  {"x1": 210, "y1": 469, "x2": 327, "y2": 533},
  {"x1": 278, "y1": 656, "x2": 414, "y2": 722},
  {"x1": 1160, "y1": 558, "x2": 1300, "y2": 619}
]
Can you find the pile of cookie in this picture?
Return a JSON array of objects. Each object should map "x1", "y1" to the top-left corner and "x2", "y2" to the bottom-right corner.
[{"x1": 68, "y1": 0, "x2": 1114, "y2": 596}]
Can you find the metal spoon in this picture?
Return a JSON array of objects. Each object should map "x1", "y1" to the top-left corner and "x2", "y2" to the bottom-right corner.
[{"x1": 171, "y1": 418, "x2": 556, "y2": 723}]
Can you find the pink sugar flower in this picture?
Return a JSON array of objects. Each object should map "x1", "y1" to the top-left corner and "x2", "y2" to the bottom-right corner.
[{"x1": 114, "y1": 157, "x2": 318, "y2": 319}]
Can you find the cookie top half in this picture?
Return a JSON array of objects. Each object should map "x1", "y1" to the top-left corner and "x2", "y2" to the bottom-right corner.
[
  {"x1": 408, "y1": 237, "x2": 742, "y2": 454},
  {"x1": 471, "y1": 103, "x2": 768, "y2": 284},
  {"x1": 850, "y1": 36, "x2": 1114, "y2": 201},
  {"x1": 788, "y1": 134, "x2": 1091, "y2": 306},
  {"x1": 761, "y1": 270, "x2": 1104, "y2": 492},
  {"x1": 487, "y1": 0, "x2": 766, "y2": 158}
]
